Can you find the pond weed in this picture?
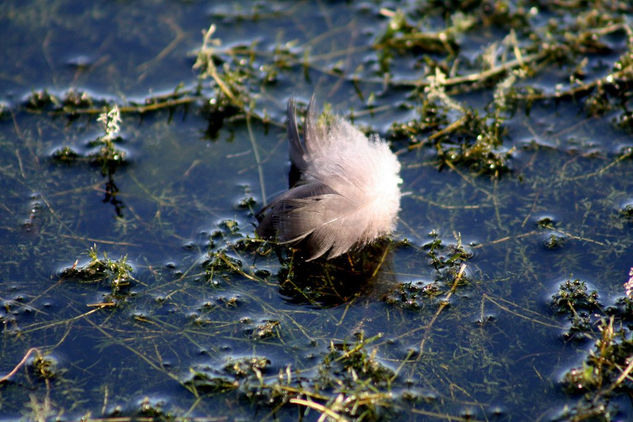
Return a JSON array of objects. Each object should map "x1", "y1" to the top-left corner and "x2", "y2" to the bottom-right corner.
[
  {"x1": 3, "y1": 0, "x2": 633, "y2": 420},
  {"x1": 59, "y1": 244, "x2": 135, "y2": 304}
]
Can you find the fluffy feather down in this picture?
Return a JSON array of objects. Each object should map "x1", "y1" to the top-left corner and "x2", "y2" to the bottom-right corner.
[{"x1": 257, "y1": 97, "x2": 401, "y2": 260}]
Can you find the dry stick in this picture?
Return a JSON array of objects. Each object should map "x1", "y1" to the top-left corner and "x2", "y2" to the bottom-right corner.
[
  {"x1": 44, "y1": 96, "x2": 200, "y2": 116},
  {"x1": 222, "y1": 34, "x2": 543, "y2": 96},
  {"x1": 548, "y1": 227, "x2": 605, "y2": 246},
  {"x1": 518, "y1": 61, "x2": 633, "y2": 102},
  {"x1": 47, "y1": 85, "x2": 281, "y2": 128},
  {"x1": 370, "y1": 244, "x2": 392, "y2": 279},
  {"x1": 289, "y1": 398, "x2": 349, "y2": 422},
  {"x1": 0, "y1": 347, "x2": 39, "y2": 383},
  {"x1": 0, "y1": 324, "x2": 75, "y2": 383},
  {"x1": 596, "y1": 316, "x2": 633, "y2": 395},
  {"x1": 336, "y1": 302, "x2": 352, "y2": 327},
  {"x1": 278, "y1": 385, "x2": 329, "y2": 401},
  {"x1": 520, "y1": 190, "x2": 541, "y2": 228},
  {"x1": 408, "y1": 115, "x2": 469, "y2": 151},
  {"x1": 337, "y1": 334, "x2": 383, "y2": 362},
  {"x1": 418, "y1": 263, "x2": 467, "y2": 357},
  {"x1": 447, "y1": 52, "x2": 542, "y2": 86},
  {"x1": 470, "y1": 230, "x2": 539, "y2": 249},
  {"x1": 216, "y1": 252, "x2": 271, "y2": 285},
  {"x1": 389, "y1": 348, "x2": 416, "y2": 384},
  {"x1": 608, "y1": 355, "x2": 633, "y2": 393},
  {"x1": 393, "y1": 51, "x2": 547, "y2": 88}
]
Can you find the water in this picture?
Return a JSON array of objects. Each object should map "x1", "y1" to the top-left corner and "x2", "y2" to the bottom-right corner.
[{"x1": 1, "y1": 1, "x2": 633, "y2": 420}]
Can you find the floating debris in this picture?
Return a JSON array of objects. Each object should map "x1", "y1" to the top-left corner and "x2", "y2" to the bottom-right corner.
[{"x1": 257, "y1": 98, "x2": 401, "y2": 261}]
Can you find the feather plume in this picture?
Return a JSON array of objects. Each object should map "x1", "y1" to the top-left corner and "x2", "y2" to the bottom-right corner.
[{"x1": 257, "y1": 97, "x2": 401, "y2": 260}]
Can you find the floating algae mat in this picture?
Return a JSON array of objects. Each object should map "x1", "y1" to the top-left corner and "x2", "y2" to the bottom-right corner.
[{"x1": 1, "y1": 1, "x2": 633, "y2": 420}]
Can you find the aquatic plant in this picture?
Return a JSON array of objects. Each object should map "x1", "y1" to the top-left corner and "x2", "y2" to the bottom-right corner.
[
  {"x1": 551, "y1": 270, "x2": 633, "y2": 419},
  {"x1": 3, "y1": 0, "x2": 633, "y2": 420},
  {"x1": 59, "y1": 245, "x2": 135, "y2": 304}
]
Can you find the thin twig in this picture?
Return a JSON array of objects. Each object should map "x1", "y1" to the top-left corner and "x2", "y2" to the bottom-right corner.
[
  {"x1": 289, "y1": 398, "x2": 349, "y2": 422},
  {"x1": 418, "y1": 264, "x2": 467, "y2": 355},
  {"x1": 0, "y1": 347, "x2": 39, "y2": 383}
]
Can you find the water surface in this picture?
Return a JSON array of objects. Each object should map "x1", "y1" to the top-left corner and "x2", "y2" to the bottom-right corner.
[{"x1": 1, "y1": 1, "x2": 633, "y2": 420}]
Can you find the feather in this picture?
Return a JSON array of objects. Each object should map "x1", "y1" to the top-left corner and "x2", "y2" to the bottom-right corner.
[{"x1": 257, "y1": 97, "x2": 401, "y2": 261}]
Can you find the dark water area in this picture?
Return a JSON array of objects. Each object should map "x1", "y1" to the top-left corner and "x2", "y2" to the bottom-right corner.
[{"x1": 1, "y1": 1, "x2": 633, "y2": 421}]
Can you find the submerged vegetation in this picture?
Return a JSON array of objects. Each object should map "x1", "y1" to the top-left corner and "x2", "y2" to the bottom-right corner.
[
  {"x1": 1, "y1": 0, "x2": 633, "y2": 420},
  {"x1": 551, "y1": 273, "x2": 633, "y2": 420},
  {"x1": 186, "y1": 334, "x2": 398, "y2": 420}
]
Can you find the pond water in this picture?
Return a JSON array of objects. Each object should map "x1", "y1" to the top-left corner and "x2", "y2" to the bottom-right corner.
[{"x1": 1, "y1": 1, "x2": 633, "y2": 421}]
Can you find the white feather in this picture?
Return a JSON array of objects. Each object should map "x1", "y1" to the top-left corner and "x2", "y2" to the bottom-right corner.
[{"x1": 257, "y1": 97, "x2": 401, "y2": 260}]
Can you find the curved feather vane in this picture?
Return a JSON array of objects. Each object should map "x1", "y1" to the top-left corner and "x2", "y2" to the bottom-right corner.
[{"x1": 257, "y1": 98, "x2": 401, "y2": 261}]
